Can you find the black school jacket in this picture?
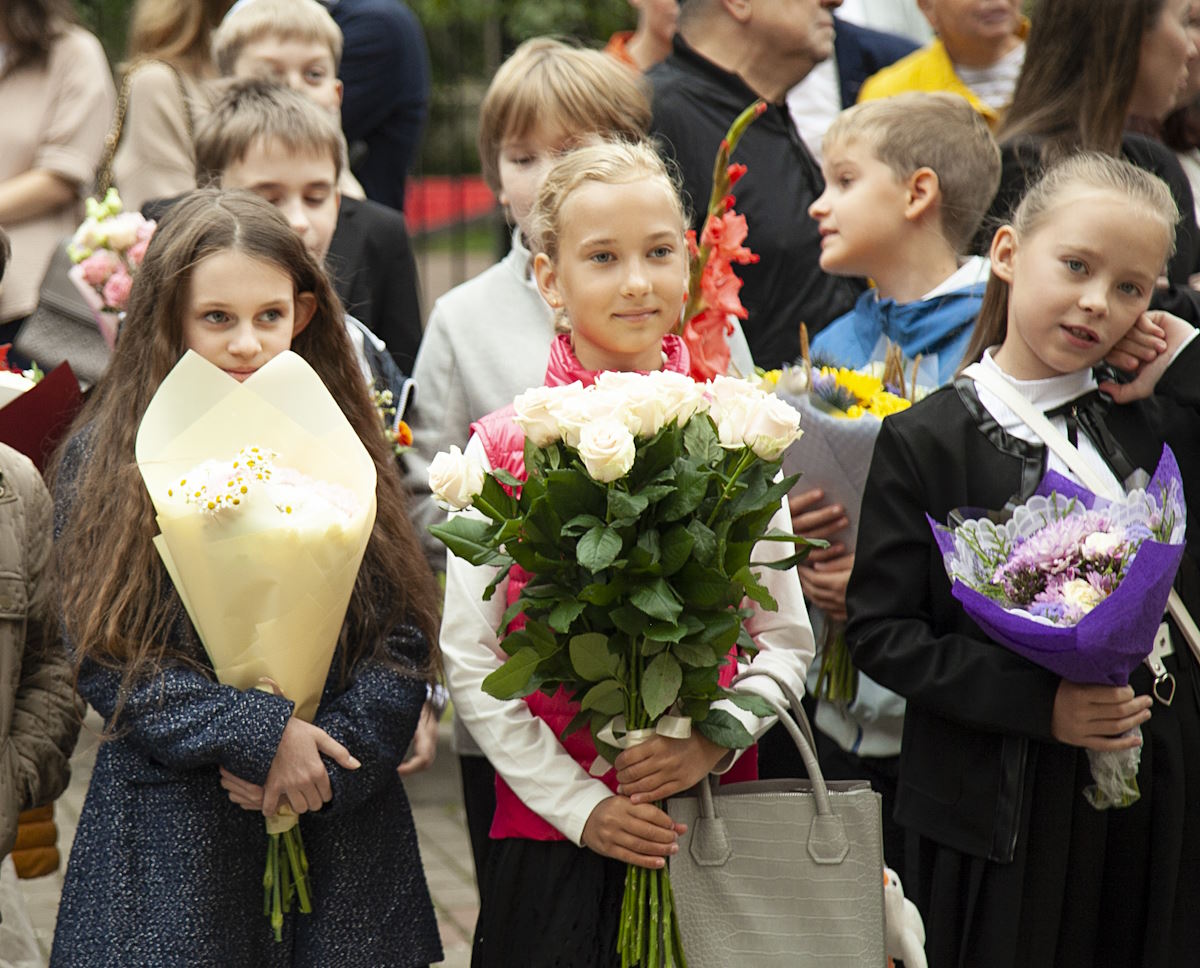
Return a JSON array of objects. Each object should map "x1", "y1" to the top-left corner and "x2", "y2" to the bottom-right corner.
[{"x1": 845, "y1": 339, "x2": 1200, "y2": 862}]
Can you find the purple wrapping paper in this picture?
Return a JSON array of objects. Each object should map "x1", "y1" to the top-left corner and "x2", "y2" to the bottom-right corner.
[{"x1": 930, "y1": 446, "x2": 1186, "y2": 686}]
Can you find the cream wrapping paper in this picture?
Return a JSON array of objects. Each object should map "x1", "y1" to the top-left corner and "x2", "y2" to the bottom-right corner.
[{"x1": 135, "y1": 350, "x2": 377, "y2": 724}]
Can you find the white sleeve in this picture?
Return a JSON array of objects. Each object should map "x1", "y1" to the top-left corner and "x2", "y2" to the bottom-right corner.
[
  {"x1": 709, "y1": 492, "x2": 815, "y2": 773},
  {"x1": 438, "y1": 437, "x2": 612, "y2": 845}
]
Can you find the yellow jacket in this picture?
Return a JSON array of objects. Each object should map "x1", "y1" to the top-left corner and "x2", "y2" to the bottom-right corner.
[{"x1": 857, "y1": 19, "x2": 1030, "y2": 128}]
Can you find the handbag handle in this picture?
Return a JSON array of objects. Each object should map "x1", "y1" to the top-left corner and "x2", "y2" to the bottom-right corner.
[
  {"x1": 963, "y1": 362, "x2": 1200, "y2": 666},
  {"x1": 689, "y1": 667, "x2": 849, "y2": 866},
  {"x1": 96, "y1": 59, "x2": 196, "y2": 197}
]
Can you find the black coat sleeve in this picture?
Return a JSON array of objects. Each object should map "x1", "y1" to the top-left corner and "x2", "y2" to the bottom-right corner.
[{"x1": 844, "y1": 413, "x2": 1062, "y2": 739}]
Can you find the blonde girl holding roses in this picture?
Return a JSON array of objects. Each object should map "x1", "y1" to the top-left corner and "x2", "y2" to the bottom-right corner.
[{"x1": 438, "y1": 138, "x2": 815, "y2": 968}]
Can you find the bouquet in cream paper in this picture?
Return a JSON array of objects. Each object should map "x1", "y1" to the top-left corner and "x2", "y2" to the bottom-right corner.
[{"x1": 135, "y1": 350, "x2": 376, "y2": 940}]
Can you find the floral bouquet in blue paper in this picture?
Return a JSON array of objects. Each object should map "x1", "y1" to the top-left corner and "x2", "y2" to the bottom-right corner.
[{"x1": 929, "y1": 445, "x2": 1186, "y2": 809}]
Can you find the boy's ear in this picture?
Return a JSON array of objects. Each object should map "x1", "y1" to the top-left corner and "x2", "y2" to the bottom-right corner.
[
  {"x1": 335, "y1": 79, "x2": 344, "y2": 108},
  {"x1": 532, "y1": 251, "x2": 563, "y2": 311},
  {"x1": 904, "y1": 167, "x2": 941, "y2": 223},
  {"x1": 293, "y1": 291, "x2": 318, "y2": 337},
  {"x1": 989, "y1": 225, "x2": 1018, "y2": 284}
]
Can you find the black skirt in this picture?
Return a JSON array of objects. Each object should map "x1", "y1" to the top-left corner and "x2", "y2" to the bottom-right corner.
[
  {"x1": 911, "y1": 649, "x2": 1200, "y2": 968},
  {"x1": 471, "y1": 837, "x2": 626, "y2": 968}
]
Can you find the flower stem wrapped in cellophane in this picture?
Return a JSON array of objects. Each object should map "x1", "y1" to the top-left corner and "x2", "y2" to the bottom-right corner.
[{"x1": 135, "y1": 350, "x2": 377, "y2": 938}]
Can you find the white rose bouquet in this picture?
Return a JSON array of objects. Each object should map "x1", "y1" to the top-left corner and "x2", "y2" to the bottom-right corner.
[{"x1": 428, "y1": 370, "x2": 820, "y2": 968}]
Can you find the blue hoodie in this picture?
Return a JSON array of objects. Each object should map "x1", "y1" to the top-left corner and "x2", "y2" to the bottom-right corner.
[{"x1": 810, "y1": 260, "x2": 988, "y2": 384}]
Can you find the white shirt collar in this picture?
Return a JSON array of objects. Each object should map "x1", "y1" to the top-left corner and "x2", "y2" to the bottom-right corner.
[{"x1": 921, "y1": 255, "x2": 990, "y2": 300}]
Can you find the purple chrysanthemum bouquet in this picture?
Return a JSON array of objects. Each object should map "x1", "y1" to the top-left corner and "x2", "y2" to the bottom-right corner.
[{"x1": 929, "y1": 446, "x2": 1186, "y2": 809}]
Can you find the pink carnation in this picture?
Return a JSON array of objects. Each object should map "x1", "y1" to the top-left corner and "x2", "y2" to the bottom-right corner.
[
  {"x1": 102, "y1": 269, "x2": 134, "y2": 310},
  {"x1": 78, "y1": 249, "x2": 121, "y2": 286}
]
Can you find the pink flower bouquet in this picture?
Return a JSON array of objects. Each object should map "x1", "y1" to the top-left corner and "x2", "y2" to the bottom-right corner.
[{"x1": 66, "y1": 189, "x2": 155, "y2": 349}]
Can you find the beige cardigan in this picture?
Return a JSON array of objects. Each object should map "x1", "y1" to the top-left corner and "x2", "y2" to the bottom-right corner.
[
  {"x1": 111, "y1": 61, "x2": 215, "y2": 213},
  {"x1": 0, "y1": 444, "x2": 82, "y2": 860},
  {"x1": 0, "y1": 26, "x2": 115, "y2": 323}
]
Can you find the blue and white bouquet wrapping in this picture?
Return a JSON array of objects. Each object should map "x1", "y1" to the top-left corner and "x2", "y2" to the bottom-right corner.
[{"x1": 929, "y1": 446, "x2": 1187, "y2": 809}]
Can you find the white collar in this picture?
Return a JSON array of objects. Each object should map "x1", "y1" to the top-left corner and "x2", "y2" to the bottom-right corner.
[
  {"x1": 921, "y1": 255, "x2": 990, "y2": 300},
  {"x1": 976, "y1": 347, "x2": 1097, "y2": 443}
]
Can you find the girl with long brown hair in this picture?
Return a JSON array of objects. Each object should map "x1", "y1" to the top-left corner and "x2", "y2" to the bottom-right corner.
[{"x1": 48, "y1": 189, "x2": 443, "y2": 966}]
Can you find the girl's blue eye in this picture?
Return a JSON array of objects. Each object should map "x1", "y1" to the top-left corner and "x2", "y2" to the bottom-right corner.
[
  {"x1": 650, "y1": 245, "x2": 673, "y2": 258},
  {"x1": 1065, "y1": 258, "x2": 1086, "y2": 273},
  {"x1": 590, "y1": 252, "x2": 614, "y2": 264},
  {"x1": 260, "y1": 308, "x2": 284, "y2": 322},
  {"x1": 1118, "y1": 282, "x2": 1143, "y2": 297},
  {"x1": 204, "y1": 311, "x2": 229, "y2": 325}
]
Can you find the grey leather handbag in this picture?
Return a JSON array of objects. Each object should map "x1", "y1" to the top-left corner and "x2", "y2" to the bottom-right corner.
[{"x1": 668, "y1": 668, "x2": 886, "y2": 966}]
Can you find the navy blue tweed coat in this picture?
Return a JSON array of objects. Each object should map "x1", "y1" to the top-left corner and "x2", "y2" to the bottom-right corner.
[{"x1": 49, "y1": 439, "x2": 442, "y2": 967}]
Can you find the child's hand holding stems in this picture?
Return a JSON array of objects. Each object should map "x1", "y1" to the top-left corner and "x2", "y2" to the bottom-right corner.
[
  {"x1": 580, "y1": 733, "x2": 728, "y2": 868},
  {"x1": 220, "y1": 716, "x2": 360, "y2": 816}
]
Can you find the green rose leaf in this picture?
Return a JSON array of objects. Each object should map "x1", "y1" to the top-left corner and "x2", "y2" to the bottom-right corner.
[
  {"x1": 581, "y1": 679, "x2": 625, "y2": 715},
  {"x1": 725, "y1": 692, "x2": 777, "y2": 717},
  {"x1": 645, "y1": 622, "x2": 689, "y2": 643},
  {"x1": 695, "y1": 707, "x2": 755, "y2": 749},
  {"x1": 577, "y1": 526, "x2": 623, "y2": 572},
  {"x1": 674, "y1": 560, "x2": 737, "y2": 608},
  {"x1": 611, "y1": 604, "x2": 649, "y2": 637},
  {"x1": 481, "y1": 647, "x2": 542, "y2": 700},
  {"x1": 731, "y1": 565, "x2": 779, "y2": 611},
  {"x1": 630, "y1": 577, "x2": 683, "y2": 623},
  {"x1": 491, "y1": 467, "x2": 524, "y2": 489},
  {"x1": 659, "y1": 467, "x2": 711, "y2": 522},
  {"x1": 548, "y1": 599, "x2": 587, "y2": 633},
  {"x1": 673, "y1": 639, "x2": 718, "y2": 668},
  {"x1": 427, "y1": 517, "x2": 504, "y2": 567},
  {"x1": 578, "y1": 579, "x2": 624, "y2": 606},
  {"x1": 685, "y1": 518, "x2": 717, "y2": 564},
  {"x1": 659, "y1": 525, "x2": 694, "y2": 576},
  {"x1": 569, "y1": 632, "x2": 617, "y2": 681},
  {"x1": 562, "y1": 513, "x2": 606, "y2": 536},
  {"x1": 608, "y1": 488, "x2": 650, "y2": 520},
  {"x1": 683, "y1": 413, "x2": 725, "y2": 465},
  {"x1": 641, "y1": 652, "x2": 683, "y2": 720}
]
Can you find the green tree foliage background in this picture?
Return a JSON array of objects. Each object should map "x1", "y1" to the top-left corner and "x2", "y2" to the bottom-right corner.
[{"x1": 72, "y1": 0, "x2": 635, "y2": 173}]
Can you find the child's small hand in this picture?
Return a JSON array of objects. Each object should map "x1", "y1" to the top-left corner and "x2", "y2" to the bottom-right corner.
[
  {"x1": 797, "y1": 552, "x2": 855, "y2": 621},
  {"x1": 219, "y1": 767, "x2": 265, "y2": 811},
  {"x1": 1104, "y1": 311, "x2": 1167, "y2": 372},
  {"x1": 581, "y1": 796, "x2": 686, "y2": 869},
  {"x1": 397, "y1": 700, "x2": 439, "y2": 776},
  {"x1": 1050, "y1": 680, "x2": 1152, "y2": 751},
  {"x1": 788, "y1": 488, "x2": 849, "y2": 553},
  {"x1": 614, "y1": 733, "x2": 727, "y2": 804},
  {"x1": 1100, "y1": 310, "x2": 1191, "y2": 403},
  {"x1": 262, "y1": 717, "x2": 361, "y2": 816}
]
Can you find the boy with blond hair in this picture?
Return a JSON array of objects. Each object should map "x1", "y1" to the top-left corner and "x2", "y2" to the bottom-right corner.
[
  {"x1": 801, "y1": 91, "x2": 1000, "y2": 881},
  {"x1": 210, "y1": 0, "x2": 423, "y2": 370},
  {"x1": 809, "y1": 91, "x2": 1001, "y2": 382}
]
